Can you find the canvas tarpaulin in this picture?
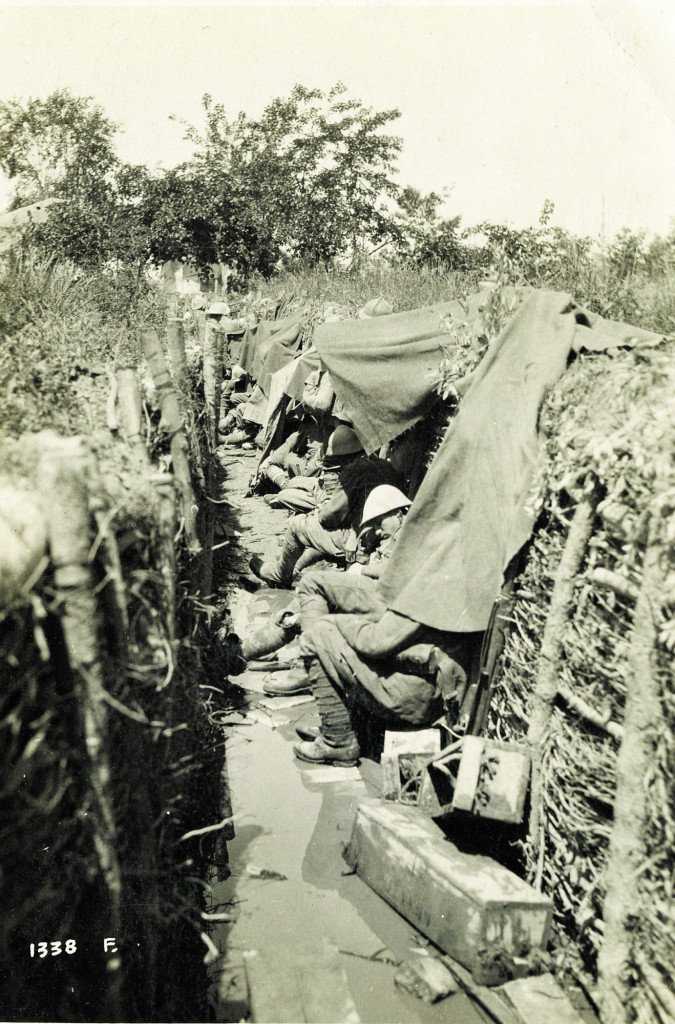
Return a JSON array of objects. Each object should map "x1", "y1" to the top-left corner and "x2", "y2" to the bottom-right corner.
[
  {"x1": 313, "y1": 292, "x2": 490, "y2": 453},
  {"x1": 377, "y1": 290, "x2": 664, "y2": 633},
  {"x1": 256, "y1": 340, "x2": 301, "y2": 398},
  {"x1": 261, "y1": 358, "x2": 300, "y2": 434},
  {"x1": 238, "y1": 315, "x2": 304, "y2": 381},
  {"x1": 283, "y1": 347, "x2": 321, "y2": 402},
  {"x1": 256, "y1": 347, "x2": 324, "y2": 441}
]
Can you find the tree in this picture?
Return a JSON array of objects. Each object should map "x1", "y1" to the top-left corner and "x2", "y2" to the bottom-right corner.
[
  {"x1": 29, "y1": 161, "x2": 154, "y2": 270},
  {"x1": 0, "y1": 89, "x2": 119, "y2": 207},
  {"x1": 177, "y1": 84, "x2": 404, "y2": 271},
  {"x1": 0, "y1": 89, "x2": 142, "y2": 270}
]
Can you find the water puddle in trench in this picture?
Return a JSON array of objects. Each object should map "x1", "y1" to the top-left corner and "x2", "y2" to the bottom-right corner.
[{"x1": 209, "y1": 697, "x2": 488, "y2": 1024}]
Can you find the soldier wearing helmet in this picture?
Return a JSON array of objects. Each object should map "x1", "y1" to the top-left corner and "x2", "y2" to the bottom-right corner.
[
  {"x1": 357, "y1": 296, "x2": 394, "y2": 319},
  {"x1": 249, "y1": 438, "x2": 403, "y2": 590},
  {"x1": 353, "y1": 485, "x2": 411, "y2": 578}
]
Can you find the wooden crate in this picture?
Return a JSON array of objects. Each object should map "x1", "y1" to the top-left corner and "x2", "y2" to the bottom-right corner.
[
  {"x1": 451, "y1": 737, "x2": 530, "y2": 823},
  {"x1": 381, "y1": 728, "x2": 441, "y2": 803},
  {"x1": 344, "y1": 799, "x2": 551, "y2": 973}
]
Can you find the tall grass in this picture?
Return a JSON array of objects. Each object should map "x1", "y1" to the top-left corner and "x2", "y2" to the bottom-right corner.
[
  {"x1": 242, "y1": 231, "x2": 675, "y2": 337},
  {"x1": 244, "y1": 262, "x2": 482, "y2": 314},
  {"x1": 0, "y1": 248, "x2": 168, "y2": 439}
]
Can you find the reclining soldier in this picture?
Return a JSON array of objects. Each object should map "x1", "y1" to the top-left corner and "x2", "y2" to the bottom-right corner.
[
  {"x1": 256, "y1": 405, "x2": 333, "y2": 513},
  {"x1": 249, "y1": 440, "x2": 403, "y2": 588}
]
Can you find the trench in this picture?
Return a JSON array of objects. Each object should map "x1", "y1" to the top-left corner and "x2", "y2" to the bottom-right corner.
[{"x1": 204, "y1": 446, "x2": 488, "y2": 1024}]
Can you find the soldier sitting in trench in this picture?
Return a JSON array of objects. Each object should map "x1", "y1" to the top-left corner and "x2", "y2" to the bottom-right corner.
[
  {"x1": 256, "y1": 411, "x2": 327, "y2": 512},
  {"x1": 293, "y1": 592, "x2": 469, "y2": 767},
  {"x1": 254, "y1": 377, "x2": 338, "y2": 512},
  {"x1": 218, "y1": 391, "x2": 260, "y2": 446},
  {"x1": 261, "y1": 485, "x2": 412, "y2": 697},
  {"x1": 253, "y1": 485, "x2": 469, "y2": 765},
  {"x1": 249, "y1": 432, "x2": 403, "y2": 589}
]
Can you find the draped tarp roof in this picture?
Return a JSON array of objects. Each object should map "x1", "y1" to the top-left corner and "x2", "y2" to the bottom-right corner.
[
  {"x1": 313, "y1": 292, "x2": 490, "y2": 453},
  {"x1": 376, "y1": 290, "x2": 665, "y2": 633},
  {"x1": 238, "y1": 315, "x2": 303, "y2": 381}
]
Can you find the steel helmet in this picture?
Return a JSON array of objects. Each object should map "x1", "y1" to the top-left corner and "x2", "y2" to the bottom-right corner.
[
  {"x1": 207, "y1": 301, "x2": 231, "y2": 316},
  {"x1": 191, "y1": 294, "x2": 207, "y2": 310},
  {"x1": 358, "y1": 297, "x2": 394, "y2": 319},
  {"x1": 360, "y1": 485, "x2": 411, "y2": 528},
  {"x1": 326, "y1": 425, "x2": 363, "y2": 457}
]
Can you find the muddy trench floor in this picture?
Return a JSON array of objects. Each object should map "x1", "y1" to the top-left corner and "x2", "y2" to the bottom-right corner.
[{"x1": 203, "y1": 447, "x2": 488, "y2": 1024}]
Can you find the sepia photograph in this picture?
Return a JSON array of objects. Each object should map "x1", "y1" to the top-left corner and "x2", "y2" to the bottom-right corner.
[{"x1": 0, "y1": 2, "x2": 673, "y2": 1022}]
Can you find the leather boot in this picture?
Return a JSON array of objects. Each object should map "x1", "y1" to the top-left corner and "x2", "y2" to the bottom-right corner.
[
  {"x1": 293, "y1": 735, "x2": 360, "y2": 767},
  {"x1": 250, "y1": 531, "x2": 304, "y2": 588},
  {"x1": 262, "y1": 669, "x2": 311, "y2": 696},
  {"x1": 220, "y1": 428, "x2": 251, "y2": 445}
]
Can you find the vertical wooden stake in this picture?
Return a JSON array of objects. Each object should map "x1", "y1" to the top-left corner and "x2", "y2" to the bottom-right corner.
[
  {"x1": 527, "y1": 491, "x2": 598, "y2": 882},
  {"x1": 166, "y1": 317, "x2": 205, "y2": 488},
  {"x1": 200, "y1": 319, "x2": 224, "y2": 599},
  {"x1": 166, "y1": 318, "x2": 189, "y2": 395},
  {"x1": 203, "y1": 319, "x2": 224, "y2": 449},
  {"x1": 153, "y1": 473, "x2": 178, "y2": 643},
  {"x1": 597, "y1": 520, "x2": 662, "y2": 1024},
  {"x1": 141, "y1": 330, "x2": 201, "y2": 555},
  {"x1": 115, "y1": 367, "x2": 149, "y2": 467},
  {"x1": 37, "y1": 433, "x2": 123, "y2": 1020}
]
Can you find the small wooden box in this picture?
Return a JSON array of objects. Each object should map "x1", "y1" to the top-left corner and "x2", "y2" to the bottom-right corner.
[
  {"x1": 381, "y1": 729, "x2": 441, "y2": 803},
  {"x1": 344, "y1": 799, "x2": 551, "y2": 973},
  {"x1": 451, "y1": 736, "x2": 530, "y2": 823}
]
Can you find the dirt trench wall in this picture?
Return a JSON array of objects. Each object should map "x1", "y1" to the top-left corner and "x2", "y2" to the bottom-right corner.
[{"x1": 0, "y1": 315, "x2": 228, "y2": 1021}]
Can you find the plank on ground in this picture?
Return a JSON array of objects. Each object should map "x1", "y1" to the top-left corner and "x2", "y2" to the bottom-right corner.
[{"x1": 243, "y1": 944, "x2": 360, "y2": 1023}]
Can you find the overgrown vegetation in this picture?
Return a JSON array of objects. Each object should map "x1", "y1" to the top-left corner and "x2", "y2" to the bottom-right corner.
[
  {"x1": 0, "y1": 254, "x2": 228, "y2": 1022},
  {"x1": 5, "y1": 85, "x2": 674, "y2": 294}
]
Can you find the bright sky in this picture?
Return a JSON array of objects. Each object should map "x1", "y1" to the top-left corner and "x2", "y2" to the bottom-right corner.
[{"x1": 1, "y1": 2, "x2": 674, "y2": 239}]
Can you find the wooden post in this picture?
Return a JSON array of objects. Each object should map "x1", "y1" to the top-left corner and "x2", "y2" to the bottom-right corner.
[
  {"x1": 527, "y1": 491, "x2": 598, "y2": 883},
  {"x1": 199, "y1": 318, "x2": 225, "y2": 598},
  {"x1": 37, "y1": 433, "x2": 123, "y2": 1020},
  {"x1": 596, "y1": 520, "x2": 662, "y2": 1024},
  {"x1": 141, "y1": 330, "x2": 201, "y2": 555},
  {"x1": 153, "y1": 473, "x2": 177, "y2": 643},
  {"x1": 115, "y1": 367, "x2": 149, "y2": 467},
  {"x1": 166, "y1": 317, "x2": 205, "y2": 489},
  {"x1": 203, "y1": 319, "x2": 224, "y2": 450},
  {"x1": 166, "y1": 318, "x2": 189, "y2": 395}
]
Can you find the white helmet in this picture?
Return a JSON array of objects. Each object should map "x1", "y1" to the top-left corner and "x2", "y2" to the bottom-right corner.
[
  {"x1": 207, "y1": 301, "x2": 231, "y2": 316},
  {"x1": 360, "y1": 485, "x2": 411, "y2": 528},
  {"x1": 358, "y1": 297, "x2": 394, "y2": 319}
]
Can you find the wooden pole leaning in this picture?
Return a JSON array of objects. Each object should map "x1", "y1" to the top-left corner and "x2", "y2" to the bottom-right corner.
[
  {"x1": 141, "y1": 330, "x2": 201, "y2": 556},
  {"x1": 527, "y1": 488, "x2": 599, "y2": 886},
  {"x1": 37, "y1": 432, "x2": 123, "y2": 1020},
  {"x1": 596, "y1": 518, "x2": 663, "y2": 1024}
]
